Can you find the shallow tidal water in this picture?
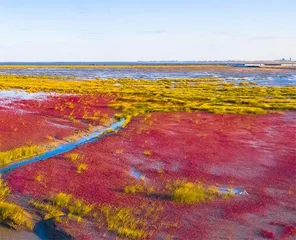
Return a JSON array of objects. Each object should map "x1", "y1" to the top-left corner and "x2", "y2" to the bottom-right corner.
[{"x1": 1, "y1": 67, "x2": 296, "y2": 86}]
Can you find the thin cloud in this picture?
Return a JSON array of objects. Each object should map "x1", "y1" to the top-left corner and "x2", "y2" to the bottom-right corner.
[
  {"x1": 85, "y1": 31, "x2": 107, "y2": 35},
  {"x1": 137, "y1": 30, "x2": 168, "y2": 35},
  {"x1": 216, "y1": 32, "x2": 246, "y2": 37},
  {"x1": 250, "y1": 36, "x2": 296, "y2": 40},
  {"x1": 250, "y1": 36, "x2": 278, "y2": 40}
]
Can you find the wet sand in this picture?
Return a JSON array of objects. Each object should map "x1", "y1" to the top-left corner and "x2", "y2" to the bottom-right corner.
[{"x1": 0, "y1": 227, "x2": 38, "y2": 240}]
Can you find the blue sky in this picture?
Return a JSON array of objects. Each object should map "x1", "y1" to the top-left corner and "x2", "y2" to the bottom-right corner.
[{"x1": 0, "y1": 0, "x2": 295, "y2": 61}]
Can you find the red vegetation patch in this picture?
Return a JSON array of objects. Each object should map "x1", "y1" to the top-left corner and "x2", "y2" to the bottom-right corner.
[
  {"x1": 0, "y1": 108, "x2": 76, "y2": 151},
  {"x1": 0, "y1": 94, "x2": 117, "y2": 151},
  {"x1": 10, "y1": 94, "x2": 117, "y2": 123},
  {"x1": 6, "y1": 111, "x2": 296, "y2": 239},
  {"x1": 261, "y1": 229, "x2": 276, "y2": 239},
  {"x1": 282, "y1": 224, "x2": 296, "y2": 239}
]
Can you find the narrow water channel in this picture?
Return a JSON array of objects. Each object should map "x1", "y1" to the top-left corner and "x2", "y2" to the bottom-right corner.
[{"x1": 0, "y1": 118, "x2": 125, "y2": 173}]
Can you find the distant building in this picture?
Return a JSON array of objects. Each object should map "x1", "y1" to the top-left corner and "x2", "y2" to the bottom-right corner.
[{"x1": 244, "y1": 63, "x2": 296, "y2": 68}]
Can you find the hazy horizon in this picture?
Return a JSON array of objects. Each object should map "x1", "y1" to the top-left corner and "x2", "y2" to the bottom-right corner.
[
  {"x1": 0, "y1": 60, "x2": 295, "y2": 64},
  {"x1": 1, "y1": 0, "x2": 296, "y2": 61}
]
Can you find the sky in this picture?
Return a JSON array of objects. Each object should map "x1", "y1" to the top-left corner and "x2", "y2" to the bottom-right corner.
[{"x1": 0, "y1": 0, "x2": 296, "y2": 61}]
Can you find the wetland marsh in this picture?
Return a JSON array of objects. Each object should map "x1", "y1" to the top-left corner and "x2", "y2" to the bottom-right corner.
[{"x1": 0, "y1": 64, "x2": 295, "y2": 239}]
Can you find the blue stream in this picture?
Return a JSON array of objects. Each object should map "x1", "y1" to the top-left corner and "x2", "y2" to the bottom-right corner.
[{"x1": 0, "y1": 118, "x2": 125, "y2": 173}]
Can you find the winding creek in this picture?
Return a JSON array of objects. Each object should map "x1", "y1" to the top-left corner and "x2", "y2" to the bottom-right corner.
[{"x1": 0, "y1": 118, "x2": 125, "y2": 174}]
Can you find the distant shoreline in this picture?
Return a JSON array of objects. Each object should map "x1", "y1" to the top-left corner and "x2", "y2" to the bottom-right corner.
[
  {"x1": 0, "y1": 60, "x2": 295, "y2": 65},
  {"x1": 0, "y1": 63, "x2": 295, "y2": 71},
  {"x1": 0, "y1": 61, "x2": 295, "y2": 71}
]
